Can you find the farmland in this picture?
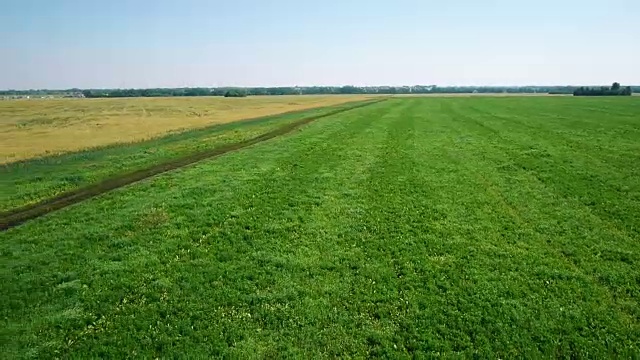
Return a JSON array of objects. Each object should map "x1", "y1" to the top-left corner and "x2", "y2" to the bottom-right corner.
[
  {"x1": 2, "y1": 96, "x2": 640, "y2": 357},
  {"x1": 0, "y1": 100, "x2": 373, "y2": 213},
  {"x1": 0, "y1": 95, "x2": 372, "y2": 163}
]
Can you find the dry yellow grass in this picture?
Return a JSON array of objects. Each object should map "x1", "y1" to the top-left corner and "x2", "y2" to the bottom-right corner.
[{"x1": 0, "y1": 95, "x2": 372, "y2": 163}]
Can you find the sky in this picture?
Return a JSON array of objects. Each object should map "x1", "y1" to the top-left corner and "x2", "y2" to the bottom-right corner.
[{"x1": 2, "y1": 0, "x2": 639, "y2": 89}]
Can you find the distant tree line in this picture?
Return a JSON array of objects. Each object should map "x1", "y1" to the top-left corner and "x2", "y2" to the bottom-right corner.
[
  {"x1": 573, "y1": 82, "x2": 632, "y2": 96},
  {"x1": 0, "y1": 88, "x2": 84, "y2": 98},
  {"x1": 73, "y1": 86, "x2": 602, "y2": 98},
  {"x1": 80, "y1": 88, "x2": 215, "y2": 98},
  {"x1": 2, "y1": 85, "x2": 638, "y2": 98}
]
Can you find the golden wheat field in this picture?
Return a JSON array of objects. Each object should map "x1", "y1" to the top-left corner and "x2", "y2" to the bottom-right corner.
[{"x1": 0, "y1": 95, "x2": 372, "y2": 163}]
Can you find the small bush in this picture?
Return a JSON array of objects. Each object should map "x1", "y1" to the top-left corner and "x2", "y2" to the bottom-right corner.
[{"x1": 224, "y1": 90, "x2": 247, "y2": 98}]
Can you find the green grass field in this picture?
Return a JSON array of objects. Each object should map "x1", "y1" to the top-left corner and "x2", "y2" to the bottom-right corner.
[{"x1": 2, "y1": 96, "x2": 640, "y2": 358}]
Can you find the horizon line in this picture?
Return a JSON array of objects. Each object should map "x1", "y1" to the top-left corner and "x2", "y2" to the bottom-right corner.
[{"x1": 2, "y1": 83, "x2": 637, "y2": 92}]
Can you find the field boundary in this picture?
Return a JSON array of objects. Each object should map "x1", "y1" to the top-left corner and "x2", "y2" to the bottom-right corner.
[
  {"x1": 3, "y1": 96, "x2": 378, "y2": 166},
  {"x1": 0, "y1": 99, "x2": 386, "y2": 231}
]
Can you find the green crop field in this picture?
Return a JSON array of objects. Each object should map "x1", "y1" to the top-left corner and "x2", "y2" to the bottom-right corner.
[{"x1": 2, "y1": 96, "x2": 640, "y2": 358}]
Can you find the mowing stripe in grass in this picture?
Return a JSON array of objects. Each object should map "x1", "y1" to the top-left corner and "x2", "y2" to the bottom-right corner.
[{"x1": 0, "y1": 99, "x2": 386, "y2": 231}]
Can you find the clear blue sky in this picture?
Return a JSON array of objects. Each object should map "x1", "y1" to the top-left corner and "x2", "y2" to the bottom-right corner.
[{"x1": 2, "y1": 0, "x2": 639, "y2": 89}]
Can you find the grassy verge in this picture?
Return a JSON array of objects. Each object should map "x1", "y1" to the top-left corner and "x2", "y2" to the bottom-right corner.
[
  {"x1": 1, "y1": 100, "x2": 373, "y2": 212},
  {"x1": 1, "y1": 97, "x2": 639, "y2": 358}
]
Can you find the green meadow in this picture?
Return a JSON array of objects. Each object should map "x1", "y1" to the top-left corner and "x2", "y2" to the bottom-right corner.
[{"x1": 2, "y1": 96, "x2": 639, "y2": 358}]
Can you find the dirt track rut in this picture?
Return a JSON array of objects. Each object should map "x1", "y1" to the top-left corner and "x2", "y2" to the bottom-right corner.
[{"x1": 0, "y1": 99, "x2": 385, "y2": 231}]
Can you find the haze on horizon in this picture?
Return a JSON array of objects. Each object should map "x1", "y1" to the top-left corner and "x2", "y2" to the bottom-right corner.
[{"x1": 2, "y1": 0, "x2": 639, "y2": 90}]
